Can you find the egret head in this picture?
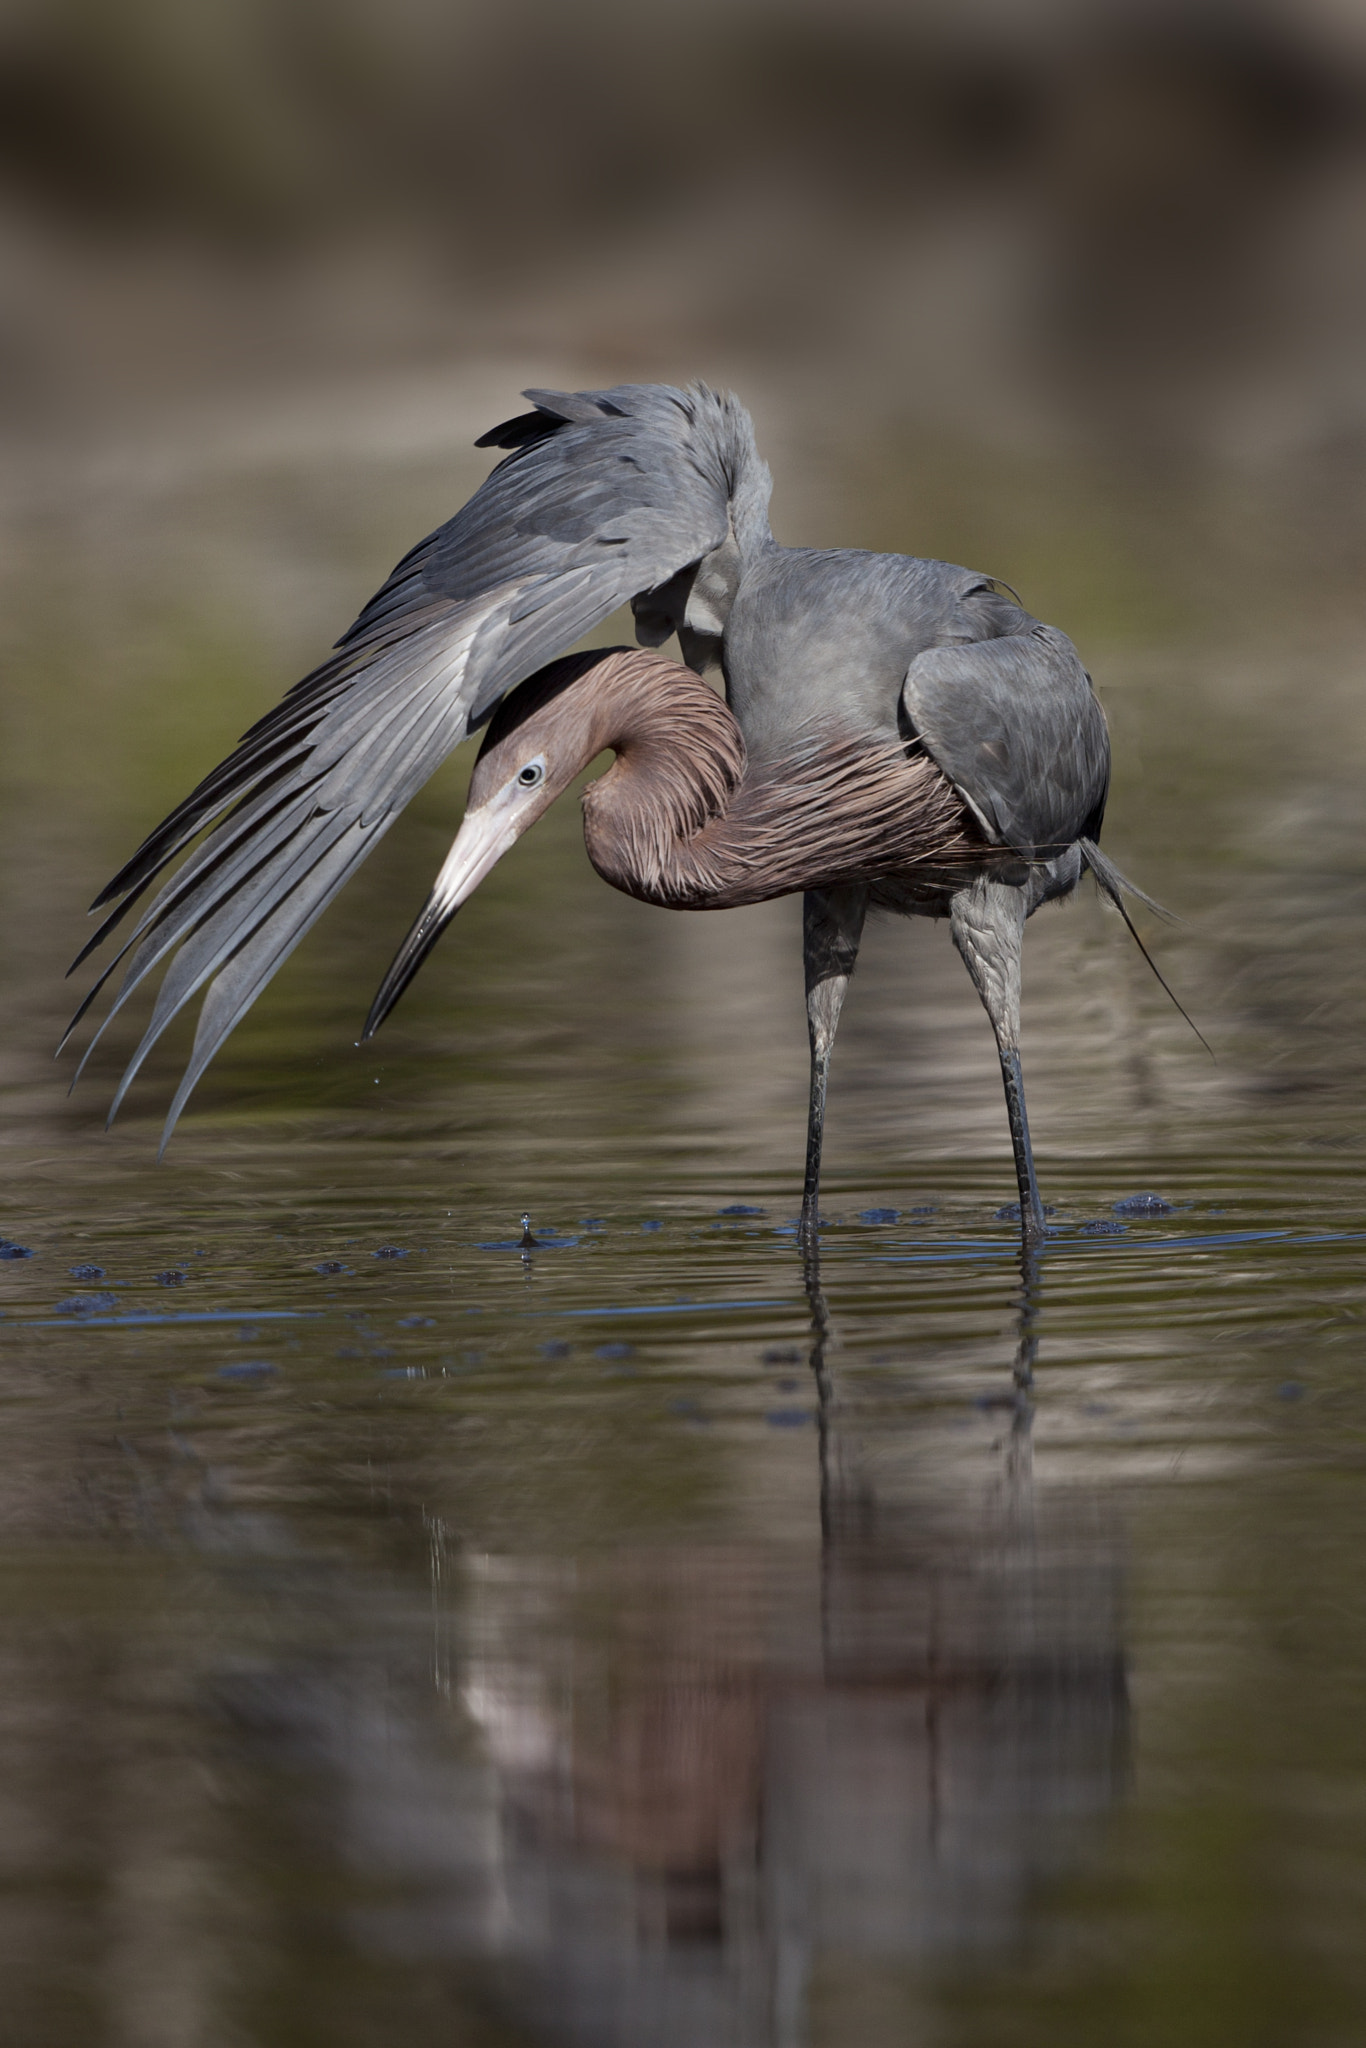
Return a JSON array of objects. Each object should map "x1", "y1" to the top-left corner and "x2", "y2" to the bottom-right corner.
[{"x1": 360, "y1": 652, "x2": 626, "y2": 1037}]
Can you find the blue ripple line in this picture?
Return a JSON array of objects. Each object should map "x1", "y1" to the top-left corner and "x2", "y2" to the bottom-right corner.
[
  {"x1": 869, "y1": 1240, "x2": 1018, "y2": 1266},
  {"x1": 5, "y1": 1309, "x2": 318, "y2": 1330},
  {"x1": 1077, "y1": 1227, "x2": 1366, "y2": 1254},
  {"x1": 871, "y1": 1226, "x2": 1366, "y2": 1266},
  {"x1": 545, "y1": 1297, "x2": 787, "y2": 1321}
]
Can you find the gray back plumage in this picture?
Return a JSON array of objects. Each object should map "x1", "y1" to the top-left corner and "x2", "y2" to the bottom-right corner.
[
  {"x1": 721, "y1": 548, "x2": 1108, "y2": 864},
  {"x1": 723, "y1": 549, "x2": 1026, "y2": 757}
]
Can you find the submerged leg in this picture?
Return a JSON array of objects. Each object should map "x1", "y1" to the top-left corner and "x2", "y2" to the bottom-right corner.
[
  {"x1": 950, "y1": 877, "x2": 1046, "y2": 1240},
  {"x1": 801, "y1": 885, "x2": 869, "y2": 1234}
]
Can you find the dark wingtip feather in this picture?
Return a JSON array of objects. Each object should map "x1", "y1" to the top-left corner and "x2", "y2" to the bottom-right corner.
[
  {"x1": 474, "y1": 407, "x2": 564, "y2": 451},
  {"x1": 56, "y1": 981, "x2": 104, "y2": 1055},
  {"x1": 70, "y1": 898, "x2": 139, "y2": 975},
  {"x1": 89, "y1": 827, "x2": 186, "y2": 910},
  {"x1": 476, "y1": 389, "x2": 633, "y2": 449}
]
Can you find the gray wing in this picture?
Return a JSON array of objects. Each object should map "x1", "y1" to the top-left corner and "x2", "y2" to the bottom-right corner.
[
  {"x1": 65, "y1": 381, "x2": 767, "y2": 1147},
  {"x1": 900, "y1": 622, "x2": 1109, "y2": 861}
]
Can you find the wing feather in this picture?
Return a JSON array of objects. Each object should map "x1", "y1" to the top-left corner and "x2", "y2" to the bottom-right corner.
[{"x1": 67, "y1": 382, "x2": 770, "y2": 1140}]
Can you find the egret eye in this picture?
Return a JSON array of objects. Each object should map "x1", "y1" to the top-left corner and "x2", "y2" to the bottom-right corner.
[{"x1": 517, "y1": 761, "x2": 544, "y2": 788}]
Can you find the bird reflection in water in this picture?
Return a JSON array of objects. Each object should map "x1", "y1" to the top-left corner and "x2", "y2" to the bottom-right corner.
[{"x1": 442, "y1": 1242, "x2": 1125, "y2": 2045}]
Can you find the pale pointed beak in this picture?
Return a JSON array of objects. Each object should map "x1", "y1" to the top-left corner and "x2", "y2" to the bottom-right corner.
[{"x1": 362, "y1": 788, "x2": 525, "y2": 1038}]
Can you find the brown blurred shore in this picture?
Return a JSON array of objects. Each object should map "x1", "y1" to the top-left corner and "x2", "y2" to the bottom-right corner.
[
  {"x1": 0, "y1": 0, "x2": 1362, "y2": 456},
  {"x1": 0, "y1": 0, "x2": 1361, "y2": 690}
]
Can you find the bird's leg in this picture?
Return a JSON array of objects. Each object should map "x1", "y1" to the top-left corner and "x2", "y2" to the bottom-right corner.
[
  {"x1": 801, "y1": 886, "x2": 869, "y2": 1237},
  {"x1": 950, "y1": 877, "x2": 1047, "y2": 1241}
]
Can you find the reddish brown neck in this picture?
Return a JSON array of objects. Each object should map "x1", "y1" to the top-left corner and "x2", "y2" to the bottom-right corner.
[
  {"x1": 574, "y1": 650, "x2": 984, "y2": 912},
  {"x1": 576, "y1": 652, "x2": 745, "y2": 904}
]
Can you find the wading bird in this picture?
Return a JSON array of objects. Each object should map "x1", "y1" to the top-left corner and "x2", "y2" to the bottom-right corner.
[{"x1": 66, "y1": 383, "x2": 1149, "y2": 1239}]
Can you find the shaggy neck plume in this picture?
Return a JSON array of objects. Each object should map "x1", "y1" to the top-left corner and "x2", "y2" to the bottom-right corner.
[{"x1": 568, "y1": 650, "x2": 986, "y2": 912}]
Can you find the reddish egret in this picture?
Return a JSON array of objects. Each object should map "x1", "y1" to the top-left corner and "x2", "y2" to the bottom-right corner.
[{"x1": 67, "y1": 382, "x2": 1145, "y2": 1238}]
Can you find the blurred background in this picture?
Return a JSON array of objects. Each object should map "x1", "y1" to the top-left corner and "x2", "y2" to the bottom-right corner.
[
  {"x1": 3, "y1": 7, "x2": 1366, "y2": 2046},
  {"x1": 0, "y1": 0, "x2": 1363, "y2": 456},
  {"x1": 4, "y1": 0, "x2": 1366, "y2": 489}
]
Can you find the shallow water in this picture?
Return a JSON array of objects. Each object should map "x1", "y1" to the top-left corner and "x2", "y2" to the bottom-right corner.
[{"x1": 2, "y1": 388, "x2": 1365, "y2": 2045}]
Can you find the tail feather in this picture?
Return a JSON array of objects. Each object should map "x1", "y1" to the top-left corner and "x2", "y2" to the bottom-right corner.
[
  {"x1": 1078, "y1": 838, "x2": 1212, "y2": 1058},
  {"x1": 1078, "y1": 838, "x2": 1178, "y2": 924}
]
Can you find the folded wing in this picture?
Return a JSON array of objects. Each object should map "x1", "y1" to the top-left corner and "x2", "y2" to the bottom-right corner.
[{"x1": 901, "y1": 621, "x2": 1110, "y2": 862}]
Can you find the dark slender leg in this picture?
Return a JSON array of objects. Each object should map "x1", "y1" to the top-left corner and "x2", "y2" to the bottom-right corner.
[
  {"x1": 950, "y1": 877, "x2": 1047, "y2": 1242},
  {"x1": 801, "y1": 885, "x2": 869, "y2": 1237},
  {"x1": 998, "y1": 1044, "x2": 1044, "y2": 1227}
]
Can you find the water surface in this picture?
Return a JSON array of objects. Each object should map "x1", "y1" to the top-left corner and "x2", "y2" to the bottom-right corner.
[{"x1": 1, "y1": 389, "x2": 1364, "y2": 2045}]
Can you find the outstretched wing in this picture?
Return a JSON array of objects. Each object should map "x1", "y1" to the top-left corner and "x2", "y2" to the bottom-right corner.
[
  {"x1": 901, "y1": 621, "x2": 1109, "y2": 862},
  {"x1": 65, "y1": 381, "x2": 771, "y2": 1148}
]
